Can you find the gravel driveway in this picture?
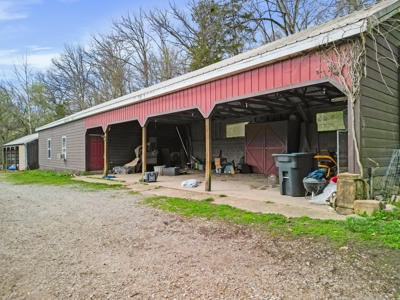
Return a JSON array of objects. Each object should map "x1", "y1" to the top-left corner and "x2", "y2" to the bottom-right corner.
[{"x1": 1, "y1": 181, "x2": 399, "y2": 299}]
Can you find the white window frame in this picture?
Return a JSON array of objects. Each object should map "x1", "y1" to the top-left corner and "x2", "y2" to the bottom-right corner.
[
  {"x1": 62, "y1": 136, "x2": 67, "y2": 159},
  {"x1": 47, "y1": 139, "x2": 51, "y2": 159}
]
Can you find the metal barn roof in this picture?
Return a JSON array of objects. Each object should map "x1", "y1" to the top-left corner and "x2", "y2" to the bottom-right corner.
[
  {"x1": 3, "y1": 133, "x2": 39, "y2": 147},
  {"x1": 37, "y1": 0, "x2": 400, "y2": 132}
]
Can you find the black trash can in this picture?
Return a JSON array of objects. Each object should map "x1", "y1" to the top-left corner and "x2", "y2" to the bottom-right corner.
[{"x1": 272, "y1": 153, "x2": 315, "y2": 197}]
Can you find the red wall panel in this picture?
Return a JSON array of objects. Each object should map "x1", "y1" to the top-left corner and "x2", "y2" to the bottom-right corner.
[{"x1": 85, "y1": 52, "x2": 335, "y2": 129}]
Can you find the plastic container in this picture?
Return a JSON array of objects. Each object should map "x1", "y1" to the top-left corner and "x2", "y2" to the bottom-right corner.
[
  {"x1": 154, "y1": 165, "x2": 165, "y2": 175},
  {"x1": 164, "y1": 167, "x2": 180, "y2": 176},
  {"x1": 272, "y1": 153, "x2": 315, "y2": 197}
]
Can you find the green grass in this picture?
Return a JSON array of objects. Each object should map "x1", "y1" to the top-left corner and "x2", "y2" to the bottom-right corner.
[
  {"x1": 128, "y1": 190, "x2": 140, "y2": 195},
  {"x1": 1, "y1": 169, "x2": 123, "y2": 190},
  {"x1": 144, "y1": 196, "x2": 400, "y2": 250},
  {"x1": 265, "y1": 201, "x2": 274, "y2": 204},
  {"x1": 219, "y1": 194, "x2": 227, "y2": 197}
]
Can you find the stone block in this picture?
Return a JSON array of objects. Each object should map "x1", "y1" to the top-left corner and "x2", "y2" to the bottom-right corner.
[
  {"x1": 354, "y1": 200, "x2": 383, "y2": 216},
  {"x1": 336, "y1": 207, "x2": 355, "y2": 215},
  {"x1": 337, "y1": 173, "x2": 362, "y2": 180},
  {"x1": 336, "y1": 176, "x2": 366, "y2": 209}
]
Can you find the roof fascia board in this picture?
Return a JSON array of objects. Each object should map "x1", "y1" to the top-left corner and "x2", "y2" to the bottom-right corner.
[
  {"x1": 369, "y1": 2, "x2": 400, "y2": 25},
  {"x1": 37, "y1": 21, "x2": 366, "y2": 132}
]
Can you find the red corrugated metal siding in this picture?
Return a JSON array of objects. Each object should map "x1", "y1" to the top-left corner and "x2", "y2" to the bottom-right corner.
[{"x1": 85, "y1": 53, "x2": 331, "y2": 129}]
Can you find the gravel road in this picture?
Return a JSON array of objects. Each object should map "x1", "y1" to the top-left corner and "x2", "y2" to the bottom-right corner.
[{"x1": 1, "y1": 181, "x2": 399, "y2": 299}]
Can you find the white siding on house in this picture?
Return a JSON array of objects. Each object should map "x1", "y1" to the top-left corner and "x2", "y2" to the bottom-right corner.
[{"x1": 38, "y1": 119, "x2": 86, "y2": 172}]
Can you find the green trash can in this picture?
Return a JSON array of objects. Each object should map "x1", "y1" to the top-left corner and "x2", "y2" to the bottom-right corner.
[{"x1": 272, "y1": 153, "x2": 315, "y2": 197}]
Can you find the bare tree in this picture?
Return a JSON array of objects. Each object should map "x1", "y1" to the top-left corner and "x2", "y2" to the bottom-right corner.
[
  {"x1": 87, "y1": 33, "x2": 135, "y2": 102},
  {"x1": 111, "y1": 8, "x2": 155, "y2": 88},
  {"x1": 147, "y1": 0, "x2": 254, "y2": 70},
  {"x1": 0, "y1": 55, "x2": 55, "y2": 139},
  {"x1": 50, "y1": 44, "x2": 94, "y2": 112}
]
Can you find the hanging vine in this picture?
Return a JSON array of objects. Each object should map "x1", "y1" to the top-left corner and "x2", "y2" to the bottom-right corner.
[
  {"x1": 317, "y1": 36, "x2": 366, "y2": 177},
  {"x1": 317, "y1": 15, "x2": 400, "y2": 178}
]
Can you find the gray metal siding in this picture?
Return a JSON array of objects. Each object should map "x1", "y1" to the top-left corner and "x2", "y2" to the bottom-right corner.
[
  {"x1": 108, "y1": 122, "x2": 141, "y2": 168},
  {"x1": 107, "y1": 121, "x2": 188, "y2": 169},
  {"x1": 191, "y1": 121, "x2": 245, "y2": 164},
  {"x1": 38, "y1": 119, "x2": 86, "y2": 172},
  {"x1": 360, "y1": 23, "x2": 400, "y2": 176}
]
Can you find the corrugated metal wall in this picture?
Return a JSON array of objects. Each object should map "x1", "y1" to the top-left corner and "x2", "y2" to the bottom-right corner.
[
  {"x1": 39, "y1": 119, "x2": 86, "y2": 172},
  {"x1": 360, "y1": 21, "x2": 400, "y2": 176},
  {"x1": 108, "y1": 121, "x2": 141, "y2": 168},
  {"x1": 27, "y1": 140, "x2": 39, "y2": 170},
  {"x1": 107, "y1": 121, "x2": 188, "y2": 169},
  {"x1": 85, "y1": 53, "x2": 328, "y2": 130}
]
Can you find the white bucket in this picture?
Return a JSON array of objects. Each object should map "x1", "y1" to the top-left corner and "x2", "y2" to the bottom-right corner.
[{"x1": 154, "y1": 165, "x2": 165, "y2": 175}]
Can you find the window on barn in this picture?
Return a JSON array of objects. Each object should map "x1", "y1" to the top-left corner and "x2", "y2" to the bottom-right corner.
[
  {"x1": 47, "y1": 139, "x2": 51, "y2": 159},
  {"x1": 316, "y1": 111, "x2": 346, "y2": 132},
  {"x1": 62, "y1": 136, "x2": 67, "y2": 159},
  {"x1": 226, "y1": 122, "x2": 248, "y2": 138}
]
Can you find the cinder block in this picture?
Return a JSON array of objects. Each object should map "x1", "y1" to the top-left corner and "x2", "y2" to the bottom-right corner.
[{"x1": 354, "y1": 200, "x2": 384, "y2": 216}]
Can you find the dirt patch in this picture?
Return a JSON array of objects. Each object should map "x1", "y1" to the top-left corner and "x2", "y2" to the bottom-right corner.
[{"x1": 0, "y1": 181, "x2": 399, "y2": 299}]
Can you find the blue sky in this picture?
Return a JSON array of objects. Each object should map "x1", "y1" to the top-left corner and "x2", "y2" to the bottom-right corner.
[{"x1": 0, "y1": 0, "x2": 185, "y2": 79}]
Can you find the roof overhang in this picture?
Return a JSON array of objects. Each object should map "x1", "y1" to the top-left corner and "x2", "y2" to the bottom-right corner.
[{"x1": 2, "y1": 133, "x2": 39, "y2": 147}]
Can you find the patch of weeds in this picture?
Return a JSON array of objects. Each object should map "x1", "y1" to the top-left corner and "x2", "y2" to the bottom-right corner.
[
  {"x1": 143, "y1": 196, "x2": 400, "y2": 250},
  {"x1": 129, "y1": 191, "x2": 140, "y2": 195},
  {"x1": 219, "y1": 194, "x2": 227, "y2": 197},
  {"x1": 265, "y1": 201, "x2": 274, "y2": 204},
  {"x1": 154, "y1": 186, "x2": 162, "y2": 189},
  {"x1": 203, "y1": 197, "x2": 214, "y2": 202}
]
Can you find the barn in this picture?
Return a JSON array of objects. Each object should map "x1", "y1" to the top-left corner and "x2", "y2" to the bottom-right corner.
[
  {"x1": 2, "y1": 133, "x2": 39, "y2": 171},
  {"x1": 36, "y1": 0, "x2": 400, "y2": 193}
]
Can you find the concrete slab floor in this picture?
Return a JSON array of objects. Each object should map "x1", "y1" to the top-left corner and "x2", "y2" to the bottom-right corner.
[{"x1": 73, "y1": 170, "x2": 346, "y2": 220}]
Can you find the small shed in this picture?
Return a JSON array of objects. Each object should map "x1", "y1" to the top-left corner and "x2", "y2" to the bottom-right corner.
[{"x1": 2, "y1": 133, "x2": 39, "y2": 171}]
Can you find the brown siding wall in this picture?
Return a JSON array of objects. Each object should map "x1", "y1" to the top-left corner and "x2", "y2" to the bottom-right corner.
[
  {"x1": 38, "y1": 119, "x2": 86, "y2": 172},
  {"x1": 360, "y1": 22, "x2": 400, "y2": 176}
]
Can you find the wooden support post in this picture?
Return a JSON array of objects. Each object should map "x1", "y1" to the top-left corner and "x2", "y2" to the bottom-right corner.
[
  {"x1": 142, "y1": 126, "x2": 147, "y2": 177},
  {"x1": 205, "y1": 118, "x2": 212, "y2": 191},
  {"x1": 102, "y1": 129, "x2": 108, "y2": 178}
]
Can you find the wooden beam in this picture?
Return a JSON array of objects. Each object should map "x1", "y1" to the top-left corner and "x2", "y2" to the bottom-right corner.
[
  {"x1": 205, "y1": 118, "x2": 212, "y2": 191},
  {"x1": 142, "y1": 126, "x2": 147, "y2": 177},
  {"x1": 102, "y1": 129, "x2": 108, "y2": 178}
]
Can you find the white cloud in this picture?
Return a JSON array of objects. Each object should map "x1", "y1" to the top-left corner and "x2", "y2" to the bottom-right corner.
[
  {"x1": 28, "y1": 52, "x2": 59, "y2": 69},
  {"x1": 0, "y1": 0, "x2": 41, "y2": 21},
  {"x1": 26, "y1": 45, "x2": 53, "y2": 51},
  {"x1": 0, "y1": 49, "x2": 18, "y2": 56},
  {"x1": 0, "y1": 50, "x2": 59, "y2": 71}
]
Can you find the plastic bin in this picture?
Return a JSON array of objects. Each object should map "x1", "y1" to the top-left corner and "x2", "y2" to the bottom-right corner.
[
  {"x1": 164, "y1": 167, "x2": 180, "y2": 176},
  {"x1": 154, "y1": 165, "x2": 165, "y2": 175},
  {"x1": 272, "y1": 153, "x2": 315, "y2": 197}
]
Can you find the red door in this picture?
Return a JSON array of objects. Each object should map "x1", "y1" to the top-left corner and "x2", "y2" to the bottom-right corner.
[
  {"x1": 245, "y1": 122, "x2": 288, "y2": 175},
  {"x1": 88, "y1": 136, "x2": 104, "y2": 171}
]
